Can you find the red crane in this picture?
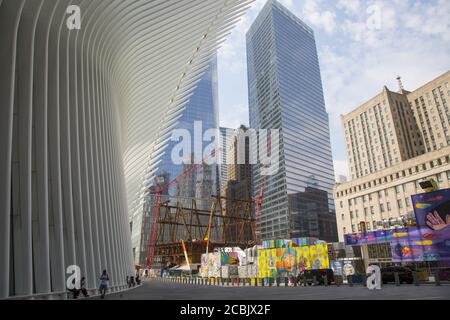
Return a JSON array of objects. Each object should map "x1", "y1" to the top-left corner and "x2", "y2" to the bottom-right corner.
[
  {"x1": 145, "y1": 149, "x2": 218, "y2": 268},
  {"x1": 252, "y1": 135, "x2": 272, "y2": 243}
]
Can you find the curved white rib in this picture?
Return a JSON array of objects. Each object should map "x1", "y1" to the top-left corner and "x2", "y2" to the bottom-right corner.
[{"x1": 0, "y1": 0, "x2": 253, "y2": 299}]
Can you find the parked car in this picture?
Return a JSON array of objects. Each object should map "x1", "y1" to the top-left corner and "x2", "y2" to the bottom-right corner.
[
  {"x1": 299, "y1": 269, "x2": 335, "y2": 285},
  {"x1": 437, "y1": 268, "x2": 450, "y2": 281},
  {"x1": 381, "y1": 266, "x2": 413, "y2": 284}
]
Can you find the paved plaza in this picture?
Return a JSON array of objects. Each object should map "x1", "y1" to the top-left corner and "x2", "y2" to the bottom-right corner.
[{"x1": 102, "y1": 280, "x2": 450, "y2": 300}]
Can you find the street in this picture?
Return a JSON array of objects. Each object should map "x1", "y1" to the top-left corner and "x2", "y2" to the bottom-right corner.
[{"x1": 102, "y1": 279, "x2": 450, "y2": 300}]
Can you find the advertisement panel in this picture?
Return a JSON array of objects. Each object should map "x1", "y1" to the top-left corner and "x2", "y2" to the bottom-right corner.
[
  {"x1": 409, "y1": 188, "x2": 450, "y2": 262},
  {"x1": 344, "y1": 188, "x2": 450, "y2": 263}
]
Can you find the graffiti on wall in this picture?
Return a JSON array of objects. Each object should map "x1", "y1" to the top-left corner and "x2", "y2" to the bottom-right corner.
[{"x1": 257, "y1": 242, "x2": 329, "y2": 278}]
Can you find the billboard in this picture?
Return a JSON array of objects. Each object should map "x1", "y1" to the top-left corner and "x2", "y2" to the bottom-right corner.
[
  {"x1": 409, "y1": 188, "x2": 450, "y2": 262},
  {"x1": 344, "y1": 228, "x2": 408, "y2": 246},
  {"x1": 344, "y1": 189, "x2": 450, "y2": 263}
]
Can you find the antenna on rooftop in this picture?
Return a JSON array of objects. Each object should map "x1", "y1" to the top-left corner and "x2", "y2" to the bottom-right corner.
[{"x1": 396, "y1": 76, "x2": 404, "y2": 91}]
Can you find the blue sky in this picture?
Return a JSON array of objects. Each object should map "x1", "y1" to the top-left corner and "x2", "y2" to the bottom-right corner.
[{"x1": 217, "y1": 0, "x2": 450, "y2": 180}]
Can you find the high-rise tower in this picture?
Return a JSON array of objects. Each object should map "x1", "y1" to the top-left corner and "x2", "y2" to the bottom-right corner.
[{"x1": 247, "y1": 0, "x2": 337, "y2": 242}]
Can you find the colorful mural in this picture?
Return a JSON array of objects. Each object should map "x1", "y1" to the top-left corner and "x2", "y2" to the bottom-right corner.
[
  {"x1": 200, "y1": 253, "x2": 221, "y2": 277},
  {"x1": 220, "y1": 252, "x2": 239, "y2": 266},
  {"x1": 257, "y1": 242, "x2": 330, "y2": 278},
  {"x1": 343, "y1": 188, "x2": 450, "y2": 263},
  {"x1": 222, "y1": 265, "x2": 239, "y2": 278}
]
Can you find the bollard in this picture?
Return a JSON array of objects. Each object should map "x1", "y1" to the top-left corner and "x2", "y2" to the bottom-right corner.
[
  {"x1": 413, "y1": 271, "x2": 419, "y2": 286},
  {"x1": 276, "y1": 278, "x2": 280, "y2": 287},
  {"x1": 254, "y1": 278, "x2": 258, "y2": 287},
  {"x1": 394, "y1": 272, "x2": 400, "y2": 286},
  {"x1": 324, "y1": 275, "x2": 328, "y2": 287},
  {"x1": 435, "y1": 272, "x2": 441, "y2": 286},
  {"x1": 222, "y1": 278, "x2": 225, "y2": 286}
]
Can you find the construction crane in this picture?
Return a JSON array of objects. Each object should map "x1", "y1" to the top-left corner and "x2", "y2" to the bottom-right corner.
[
  {"x1": 252, "y1": 135, "x2": 272, "y2": 243},
  {"x1": 145, "y1": 148, "x2": 219, "y2": 268},
  {"x1": 252, "y1": 174, "x2": 267, "y2": 243}
]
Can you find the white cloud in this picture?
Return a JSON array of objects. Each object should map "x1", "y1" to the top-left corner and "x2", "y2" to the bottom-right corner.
[
  {"x1": 334, "y1": 160, "x2": 349, "y2": 179},
  {"x1": 337, "y1": 0, "x2": 362, "y2": 15},
  {"x1": 219, "y1": 0, "x2": 450, "y2": 177},
  {"x1": 220, "y1": 103, "x2": 249, "y2": 129},
  {"x1": 301, "y1": 0, "x2": 337, "y2": 34}
]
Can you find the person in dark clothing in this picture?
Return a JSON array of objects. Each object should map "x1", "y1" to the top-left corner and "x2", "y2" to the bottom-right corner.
[
  {"x1": 68, "y1": 278, "x2": 80, "y2": 299},
  {"x1": 79, "y1": 277, "x2": 89, "y2": 298},
  {"x1": 136, "y1": 274, "x2": 141, "y2": 285}
]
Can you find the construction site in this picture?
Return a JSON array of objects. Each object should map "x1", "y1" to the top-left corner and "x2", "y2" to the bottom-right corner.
[{"x1": 138, "y1": 147, "x2": 267, "y2": 275}]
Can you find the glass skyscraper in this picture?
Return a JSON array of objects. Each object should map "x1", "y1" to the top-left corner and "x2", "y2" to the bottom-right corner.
[
  {"x1": 134, "y1": 56, "x2": 220, "y2": 265},
  {"x1": 247, "y1": 0, "x2": 338, "y2": 242},
  {"x1": 155, "y1": 55, "x2": 220, "y2": 202}
]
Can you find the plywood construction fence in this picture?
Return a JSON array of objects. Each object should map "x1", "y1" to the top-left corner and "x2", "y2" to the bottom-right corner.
[{"x1": 257, "y1": 242, "x2": 329, "y2": 278}]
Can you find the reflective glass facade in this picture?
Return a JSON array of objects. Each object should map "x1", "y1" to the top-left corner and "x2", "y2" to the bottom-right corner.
[
  {"x1": 136, "y1": 57, "x2": 220, "y2": 264},
  {"x1": 155, "y1": 55, "x2": 220, "y2": 202},
  {"x1": 247, "y1": 0, "x2": 338, "y2": 242}
]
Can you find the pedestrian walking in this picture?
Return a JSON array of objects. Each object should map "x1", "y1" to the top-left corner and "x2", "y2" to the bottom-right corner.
[{"x1": 99, "y1": 270, "x2": 110, "y2": 299}]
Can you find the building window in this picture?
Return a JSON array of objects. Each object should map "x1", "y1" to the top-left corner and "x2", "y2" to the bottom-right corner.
[
  {"x1": 405, "y1": 198, "x2": 411, "y2": 208},
  {"x1": 352, "y1": 225, "x2": 356, "y2": 233},
  {"x1": 340, "y1": 201, "x2": 343, "y2": 208},
  {"x1": 350, "y1": 211, "x2": 354, "y2": 219},
  {"x1": 380, "y1": 204, "x2": 385, "y2": 213},
  {"x1": 364, "y1": 207, "x2": 369, "y2": 216},
  {"x1": 371, "y1": 206, "x2": 375, "y2": 215},
  {"x1": 367, "y1": 222, "x2": 371, "y2": 230},
  {"x1": 437, "y1": 173, "x2": 443, "y2": 183},
  {"x1": 395, "y1": 185, "x2": 402, "y2": 194},
  {"x1": 387, "y1": 202, "x2": 392, "y2": 211},
  {"x1": 447, "y1": 170, "x2": 450, "y2": 180},
  {"x1": 341, "y1": 214, "x2": 345, "y2": 221},
  {"x1": 397, "y1": 199, "x2": 403, "y2": 209},
  {"x1": 385, "y1": 189, "x2": 389, "y2": 197}
]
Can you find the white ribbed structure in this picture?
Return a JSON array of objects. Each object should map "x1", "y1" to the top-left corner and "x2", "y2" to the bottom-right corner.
[{"x1": 0, "y1": 0, "x2": 253, "y2": 299}]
